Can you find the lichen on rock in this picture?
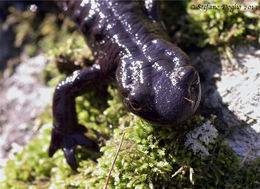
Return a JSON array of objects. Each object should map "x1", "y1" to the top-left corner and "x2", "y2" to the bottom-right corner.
[{"x1": 185, "y1": 120, "x2": 218, "y2": 157}]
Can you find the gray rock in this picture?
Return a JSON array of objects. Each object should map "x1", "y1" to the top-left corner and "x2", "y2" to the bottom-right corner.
[
  {"x1": 0, "y1": 54, "x2": 53, "y2": 159},
  {"x1": 190, "y1": 46, "x2": 260, "y2": 161}
]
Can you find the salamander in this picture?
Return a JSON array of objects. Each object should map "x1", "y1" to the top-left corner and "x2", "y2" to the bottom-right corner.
[{"x1": 48, "y1": 0, "x2": 201, "y2": 169}]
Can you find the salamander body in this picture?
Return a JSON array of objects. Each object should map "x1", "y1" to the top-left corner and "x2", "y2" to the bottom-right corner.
[{"x1": 49, "y1": 0, "x2": 201, "y2": 169}]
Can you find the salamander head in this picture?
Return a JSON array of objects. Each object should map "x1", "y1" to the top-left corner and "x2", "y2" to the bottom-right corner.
[{"x1": 123, "y1": 65, "x2": 201, "y2": 126}]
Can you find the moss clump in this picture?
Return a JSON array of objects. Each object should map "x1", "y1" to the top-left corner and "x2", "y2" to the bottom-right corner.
[
  {"x1": 162, "y1": 0, "x2": 260, "y2": 52},
  {"x1": 3, "y1": 6, "x2": 77, "y2": 56},
  {"x1": 2, "y1": 87, "x2": 260, "y2": 188}
]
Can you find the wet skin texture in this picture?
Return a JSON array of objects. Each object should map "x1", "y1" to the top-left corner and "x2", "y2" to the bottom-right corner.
[{"x1": 49, "y1": 0, "x2": 201, "y2": 169}]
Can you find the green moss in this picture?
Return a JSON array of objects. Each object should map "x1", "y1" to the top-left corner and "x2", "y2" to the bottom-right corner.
[
  {"x1": 2, "y1": 2, "x2": 260, "y2": 188},
  {"x1": 2, "y1": 88, "x2": 260, "y2": 188},
  {"x1": 162, "y1": 0, "x2": 260, "y2": 52},
  {"x1": 3, "y1": 7, "x2": 77, "y2": 56}
]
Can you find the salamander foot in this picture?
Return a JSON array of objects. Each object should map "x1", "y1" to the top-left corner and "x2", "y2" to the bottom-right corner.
[{"x1": 48, "y1": 125, "x2": 99, "y2": 170}]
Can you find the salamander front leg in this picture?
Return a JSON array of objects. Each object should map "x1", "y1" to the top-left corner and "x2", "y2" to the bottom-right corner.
[{"x1": 48, "y1": 64, "x2": 104, "y2": 170}]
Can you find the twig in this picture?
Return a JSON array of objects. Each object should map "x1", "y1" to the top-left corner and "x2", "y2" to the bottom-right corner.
[
  {"x1": 172, "y1": 166, "x2": 188, "y2": 178},
  {"x1": 104, "y1": 132, "x2": 125, "y2": 189},
  {"x1": 238, "y1": 141, "x2": 256, "y2": 171},
  {"x1": 184, "y1": 97, "x2": 194, "y2": 103}
]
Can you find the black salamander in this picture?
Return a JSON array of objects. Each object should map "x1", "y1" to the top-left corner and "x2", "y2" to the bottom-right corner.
[{"x1": 49, "y1": 0, "x2": 201, "y2": 169}]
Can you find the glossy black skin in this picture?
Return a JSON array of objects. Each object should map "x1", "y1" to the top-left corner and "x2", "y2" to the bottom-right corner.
[{"x1": 49, "y1": 0, "x2": 201, "y2": 169}]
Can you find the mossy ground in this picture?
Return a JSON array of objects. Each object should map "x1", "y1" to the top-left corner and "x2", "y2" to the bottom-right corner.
[{"x1": 1, "y1": 1, "x2": 260, "y2": 188}]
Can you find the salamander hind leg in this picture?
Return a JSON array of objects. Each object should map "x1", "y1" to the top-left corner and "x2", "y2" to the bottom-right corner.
[{"x1": 48, "y1": 64, "x2": 105, "y2": 170}]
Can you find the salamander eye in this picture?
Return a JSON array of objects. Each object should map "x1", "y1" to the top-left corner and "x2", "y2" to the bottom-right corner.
[{"x1": 129, "y1": 100, "x2": 142, "y2": 111}]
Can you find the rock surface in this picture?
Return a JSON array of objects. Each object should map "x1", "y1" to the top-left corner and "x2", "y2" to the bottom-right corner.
[
  {"x1": 0, "y1": 55, "x2": 53, "y2": 160},
  {"x1": 190, "y1": 46, "x2": 260, "y2": 161}
]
